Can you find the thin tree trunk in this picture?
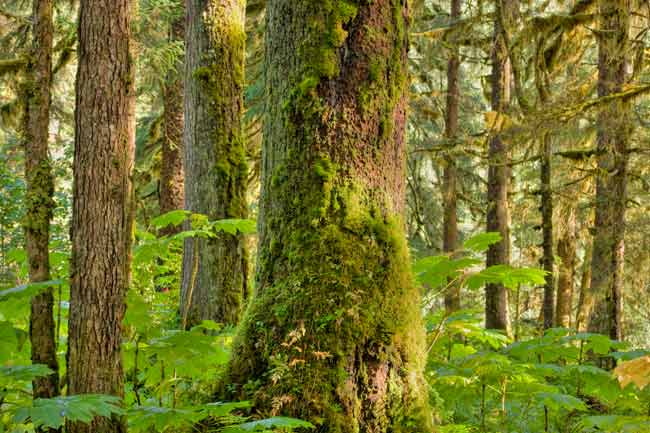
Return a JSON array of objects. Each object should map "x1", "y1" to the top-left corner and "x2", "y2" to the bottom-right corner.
[
  {"x1": 23, "y1": 0, "x2": 59, "y2": 410},
  {"x1": 159, "y1": 12, "x2": 186, "y2": 236},
  {"x1": 485, "y1": 0, "x2": 516, "y2": 333},
  {"x1": 555, "y1": 206, "x2": 576, "y2": 328},
  {"x1": 443, "y1": 0, "x2": 461, "y2": 314},
  {"x1": 67, "y1": 1, "x2": 135, "y2": 432},
  {"x1": 181, "y1": 0, "x2": 249, "y2": 328},
  {"x1": 575, "y1": 236, "x2": 592, "y2": 331},
  {"x1": 224, "y1": 1, "x2": 430, "y2": 431},
  {"x1": 540, "y1": 134, "x2": 554, "y2": 329},
  {"x1": 587, "y1": 0, "x2": 629, "y2": 341}
]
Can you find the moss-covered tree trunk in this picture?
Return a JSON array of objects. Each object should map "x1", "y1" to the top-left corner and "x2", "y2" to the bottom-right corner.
[
  {"x1": 181, "y1": 0, "x2": 249, "y2": 328},
  {"x1": 160, "y1": 11, "x2": 185, "y2": 236},
  {"x1": 587, "y1": 0, "x2": 629, "y2": 341},
  {"x1": 224, "y1": 1, "x2": 430, "y2": 431},
  {"x1": 485, "y1": 0, "x2": 516, "y2": 333},
  {"x1": 443, "y1": 0, "x2": 461, "y2": 314},
  {"x1": 540, "y1": 134, "x2": 554, "y2": 329},
  {"x1": 23, "y1": 0, "x2": 59, "y2": 408},
  {"x1": 555, "y1": 206, "x2": 576, "y2": 328},
  {"x1": 67, "y1": 1, "x2": 135, "y2": 432},
  {"x1": 575, "y1": 236, "x2": 592, "y2": 331}
]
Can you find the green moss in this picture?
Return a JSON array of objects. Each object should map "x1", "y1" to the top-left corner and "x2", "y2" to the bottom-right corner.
[
  {"x1": 23, "y1": 159, "x2": 55, "y2": 235},
  {"x1": 225, "y1": 154, "x2": 430, "y2": 432}
]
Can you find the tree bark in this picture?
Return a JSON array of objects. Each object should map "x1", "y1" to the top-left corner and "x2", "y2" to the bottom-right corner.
[
  {"x1": 224, "y1": 1, "x2": 430, "y2": 431},
  {"x1": 67, "y1": 1, "x2": 135, "y2": 432},
  {"x1": 587, "y1": 0, "x2": 629, "y2": 341},
  {"x1": 540, "y1": 134, "x2": 554, "y2": 329},
  {"x1": 181, "y1": 0, "x2": 249, "y2": 328},
  {"x1": 23, "y1": 0, "x2": 59, "y2": 410},
  {"x1": 555, "y1": 206, "x2": 576, "y2": 328},
  {"x1": 575, "y1": 236, "x2": 592, "y2": 331},
  {"x1": 443, "y1": 0, "x2": 461, "y2": 314},
  {"x1": 485, "y1": 0, "x2": 516, "y2": 333},
  {"x1": 159, "y1": 12, "x2": 186, "y2": 236}
]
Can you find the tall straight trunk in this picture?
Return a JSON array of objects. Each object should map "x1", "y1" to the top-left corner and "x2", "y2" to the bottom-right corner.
[
  {"x1": 443, "y1": 0, "x2": 461, "y2": 314},
  {"x1": 67, "y1": 1, "x2": 135, "y2": 432},
  {"x1": 540, "y1": 134, "x2": 554, "y2": 329},
  {"x1": 485, "y1": 0, "x2": 516, "y2": 333},
  {"x1": 225, "y1": 1, "x2": 430, "y2": 431},
  {"x1": 587, "y1": 0, "x2": 629, "y2": 341},
  {"x1": 23, "y1": 0, "x2": 59, "y2": 406},
  {"x1": 575, "y1": 237, "x2": 592, "y2": 331},
  {"x1": 159, "y1": 12, "x2": 185, "y2": 236},
  {"x1": 181, "y1": 0, "x2": 249, "y2": 328},
  {"x1": 555, "y1": 206, "x2": 576, "y2": 328}
]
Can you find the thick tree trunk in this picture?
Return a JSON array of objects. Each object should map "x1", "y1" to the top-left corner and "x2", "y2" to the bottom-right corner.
[
  {"x1": 224, "y1": 1, "x2": 430, "y2": 431},
  {"x1": 67, "y1": 1, "x2": 135, "y2": 432},
  {"x1": 555, "y1": 206, "x2": 576, "y2": 328},
  {"x1": 587, "y1": 0, "x2": 629, "y2": 341},
  {"x1": 540, "y1": 134, "x2": 554, "y2": 329},
  {"x1": 485, "y1": 0, "x2": 516, "y2": 333},
  {"x1": 23, "y1": 0, "x2": 59, "y2": 408},
  {"x1": 160, "y1": 13, "x2": 186, "y2": 236},
  {"x1": 443, "y1": 0, "x2": 461, "y2": 314},
  {"x1": 181, "y1": 0, "x2": 249, "y2": 328}
]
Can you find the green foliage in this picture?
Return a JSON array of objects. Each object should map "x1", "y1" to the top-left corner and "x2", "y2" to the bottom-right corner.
[{"x1": 13, "y1": 395, "x2": 124, "y2": 430}]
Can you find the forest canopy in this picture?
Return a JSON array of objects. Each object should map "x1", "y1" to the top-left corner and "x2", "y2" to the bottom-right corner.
[{"x1": 1, "y1": 0, "x2": 650, "y2": 432}]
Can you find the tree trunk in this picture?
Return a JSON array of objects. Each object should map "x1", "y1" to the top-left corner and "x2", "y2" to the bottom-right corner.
[
  {"x1": 485, "y1": 0, "x2": 516, "y2": 333},
  {"x1": 159, "y1": 12, "x2": 186, "y2": 236},
  {"x1": 67, "y1": 1, "x2": 135, "y2": 432},
  {"x1": 540, "y1": 134, "x2": 554, "y2": 329},
  {"x1": 23, "y1": 0, "x2": 59, "y2": 409},
  {"x1": 587, "y1": 0, "x2": 629, "y2": 341},
  {"x1": 443, "y1": 0, "x2": 461, "y2": 314},
  {"x1": 181, "y1": 0, "x2": 249, "y2": 328},
  {"x1": 575, "y1": 236, "x2": 592, "y2": 331},
  {"x1": 555, "y1": 206, "x2": 576, "y2": 328},
  {"x1": 224, "y1": 1, "x2": 430, "y2": 431}
]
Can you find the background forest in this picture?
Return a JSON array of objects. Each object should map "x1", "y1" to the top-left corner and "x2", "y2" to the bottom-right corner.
[{"x1": 1, "y1": 0, "x2": 650, "y2": 432}]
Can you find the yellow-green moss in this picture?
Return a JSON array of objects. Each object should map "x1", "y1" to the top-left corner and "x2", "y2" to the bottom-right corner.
[{"x1": 226, "y1": 154, "x2": 430, "y2": 432}]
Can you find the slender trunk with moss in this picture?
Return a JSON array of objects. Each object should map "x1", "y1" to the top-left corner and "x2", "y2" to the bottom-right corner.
[
  {"x1": 443, "y1": 0, "x2": 461, "y2": 314},
  {"x1": 224, "y1": 1, "x2": 430, "y2": 431},
  {"x1": 23, "y1": 0, "x2": 59, "y2": 409},
  {"x1": 485, "y1": 0, "x2": 516, "y2": 333},
  {"x1": 181, "y1": 0, "x2": 249, "y2": 328},
  {"x1": 587, "y1": 0, "x2": 629, "y2": 341},
  {"x1": 67, "y1": 1, "x2": 135, "y2": 432},
  {"x1": 555, "y1": 206, "x2": 576, "y2": 328},
  {"x1": 160, "y1": 12, "x2": 185, "y2": 236},
  {"x1": 575, "y1": 236, "x2": 592, "y2": 331},
  {"x1": 540, "y1": 134, "x2": 554, "y2": 329}
]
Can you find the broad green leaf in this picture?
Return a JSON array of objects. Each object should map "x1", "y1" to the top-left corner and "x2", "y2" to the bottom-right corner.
[
  {"x1": 225, "y1": 416, "x2": 315, "y2": 433},
  {"x1": 463, "y1": 232, "x2": 502, "y2": 252},
  {"x1": 0, "y1": 364, "x2": 53, "y2": 383},
  {"x1": 0, "y1": 280, "x2": 63, "y2": 301},
  {"x1": 150, "y1": 210, "x2": 191, "y2": 230},
  {"x1": 14, "y1": 394, "x2": 123, "y2": 429}
]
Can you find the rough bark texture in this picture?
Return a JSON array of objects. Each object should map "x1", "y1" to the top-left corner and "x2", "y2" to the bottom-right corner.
[
  {"x1": 443, "y1": 0, "x2": 461, "y2": 314},
  {"x1": 224, "y1": 1, "x2": 430, "y2": 431},
  {"x1": 485, "y1": 0, "x2": 515, "y2": 333},
  {"x1": 67, "y1": 1, "x2": 135, "y2": 432},
  {"x1": 181, "y1": 0, "x2": 249, "y2": 328},
  {"x1": 555, "y1": 206, "x2": 576, "y2": 328},
  {"x1": 540, "y1": 134, "x2": 554, "y2": 329},
  {"x1": 23, "y1": 0, "x2": 59, "y2": 408},
  {"x1": 587, "y1": 0, "x2": 629, "y2": 341},
  {"x1": 160, "y1": 13, "x2": 186, "y2": 236}
]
